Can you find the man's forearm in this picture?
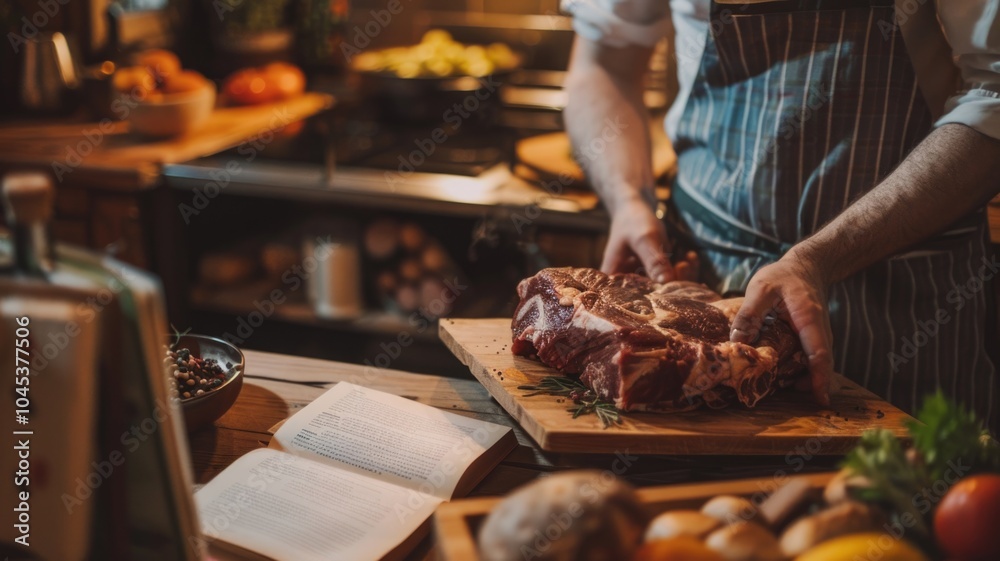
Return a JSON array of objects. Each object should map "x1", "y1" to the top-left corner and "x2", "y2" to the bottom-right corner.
[
  {"x1": 564, "y1": 39, "x2": 656, "y2": 214},
  {"x1": 790, "y1": 124, "x2": 1000, "y2": 282}
]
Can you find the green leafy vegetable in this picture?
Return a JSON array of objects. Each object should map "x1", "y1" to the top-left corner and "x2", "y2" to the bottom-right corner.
[
  {"x1": 906, "y1": 392, "x2": 1000, "y2": 480},
  {"x1": 843, "y1": 429, "x2": 930, "y2": 535},
  {"x1": 841, "y1": 391, "x2": 999, "y2": 542}
]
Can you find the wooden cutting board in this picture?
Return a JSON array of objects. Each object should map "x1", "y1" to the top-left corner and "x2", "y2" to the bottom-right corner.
[
  {"x1": 434, "y1": 472, "x2": 836, "y2": 561},
  {"x1": 515, "y1": 122, "x2": 677, "y2": 189},
  {"x1": 439, "y1": 318, "x2": 913, "y2": 455},
  {"x1": 0, "y1": 93, "x2": 333, "y2": 188}
]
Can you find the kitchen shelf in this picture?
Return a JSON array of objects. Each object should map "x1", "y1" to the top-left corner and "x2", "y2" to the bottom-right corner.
[
  {"x1": 189, "y1": 282, "x2": 440, "y2": 343},
  {"x1": 163, "y1": 158, "x2": 611, "y2": 232}
]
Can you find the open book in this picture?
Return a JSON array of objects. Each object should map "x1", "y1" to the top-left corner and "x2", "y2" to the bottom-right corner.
[{"x1": 195, "y1": 382, "x2": 516, "y2": 561}]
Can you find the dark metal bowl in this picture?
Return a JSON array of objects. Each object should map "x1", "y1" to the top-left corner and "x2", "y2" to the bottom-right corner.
[
  {"x1": 354, "y1": 66, "x2": 519, "y2": 125},
  {"x1": 168, "y1": 334, "x2": 245, "y2": 433}
]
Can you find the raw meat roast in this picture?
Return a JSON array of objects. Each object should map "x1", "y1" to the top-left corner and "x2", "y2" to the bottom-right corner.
[{"x1": 511, "y1": 268, "x2": 807, "y2": 411}]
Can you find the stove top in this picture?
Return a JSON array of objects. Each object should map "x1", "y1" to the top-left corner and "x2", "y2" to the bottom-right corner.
[
  {"x1": 231, "y1": 106, "x2": 516, "y2": 178},
  {"x1": 192, "y1": 105, "x2": 519, "y2": 200}
]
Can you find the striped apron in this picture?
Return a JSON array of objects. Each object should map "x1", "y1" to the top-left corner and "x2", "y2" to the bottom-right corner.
[{"x1": 669, "y1": 0, "x2": 999, "y2": 430}]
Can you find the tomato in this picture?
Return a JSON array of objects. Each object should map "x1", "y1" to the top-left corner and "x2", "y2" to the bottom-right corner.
[
  {"x1": 263, "y1": 62, "x2": 305, "y2": 99},
  {"x1": 223, "y1": 68, "x2": 275, "y2": 105},
  {"x1": 934, "y1": 474, "x2": 1000, "y2": 561},
  {"x1": 223, "y1": 63, "x2": 305, "y2": 105}
]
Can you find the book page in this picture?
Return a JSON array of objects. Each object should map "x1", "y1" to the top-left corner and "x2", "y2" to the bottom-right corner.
[
  {"x1": 273, "y1": 382, "x2": 510, "y2": 499},
  {"x1": 196, "y1": 449, "x2": 441, "y2": 561}
]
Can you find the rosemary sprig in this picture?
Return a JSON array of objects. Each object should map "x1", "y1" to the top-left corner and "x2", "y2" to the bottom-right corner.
[
  {"x1": 518, "y1": 375, "x2": 586, "y2": 397},
  {"x1": 518, "y1": 376, "x2": 623, "y2": 428},
  {"x1": 572, "y1": 397, "x2": 622, "y2": 427}
]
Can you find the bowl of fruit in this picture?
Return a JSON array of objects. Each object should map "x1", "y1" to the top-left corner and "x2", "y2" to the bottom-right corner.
[
  {"x1": 350, "y1": 30, "x2": 520, "y2": 123},
  {"x1": 115, "y1": 49, "x2": 216, "y2": 137},
  {"x1": 164, "y1": 333, "x2": 244, "y2": 432}
]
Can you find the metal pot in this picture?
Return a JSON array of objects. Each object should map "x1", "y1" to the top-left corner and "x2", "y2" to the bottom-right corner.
[{"x1": 356, "y1": 67, "x2": 517, "y2": 126}]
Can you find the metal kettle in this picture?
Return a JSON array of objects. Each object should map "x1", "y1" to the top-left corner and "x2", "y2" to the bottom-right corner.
[{"x1": 19, "y1": 31, "x2": 80, "y2": 113}]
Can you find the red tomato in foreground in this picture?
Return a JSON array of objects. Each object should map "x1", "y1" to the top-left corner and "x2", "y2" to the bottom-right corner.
[
  {"x1": 934, "y1": 474, "x2": 1000, "y2": 561},
  {"x1": 222, "y1": 63, "x2": 305, "y2": 106}
]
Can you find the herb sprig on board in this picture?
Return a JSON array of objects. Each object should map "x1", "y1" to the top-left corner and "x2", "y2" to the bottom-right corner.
[{"x1": 518, "y1": 376, "x2": 623, "y2": 428}]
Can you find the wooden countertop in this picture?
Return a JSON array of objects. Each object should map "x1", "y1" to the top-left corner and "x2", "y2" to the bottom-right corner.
[
  {"x1": 0, "y1": 93, "x2": 332, "y2": 190},
  {"x1": 190, "y1": 349, "x2": 843, "y2": 560}
]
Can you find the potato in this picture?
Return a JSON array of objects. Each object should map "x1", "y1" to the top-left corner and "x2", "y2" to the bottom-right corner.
[
  {"x1": 822, "y1": 470, "x2": 872, "y2": 504},
  {"x1": 701, "y1": 495, "x2": 759, "y2": 526},
  {"x1": 779, "y1": 501, "x2": 883, "y2": 558},
  {"x1": 645, "y1": 510, "x2": 721, "y2": 542},
  {"x1": 757, "y1": 477, "x2": 819, "y2": 530},
  {"x1": 705, "y1": 522, "x2": 783, "y2": 561}
]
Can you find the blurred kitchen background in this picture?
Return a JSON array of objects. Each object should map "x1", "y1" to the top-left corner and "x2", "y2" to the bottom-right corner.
[
  {"x1": 0, "y1": 0, "x2": 682, "y2": 376},
  {"x1": 18, "y1": 0, "x2": 997, "y2": 381},
  {"x1": 1, "y1": 0, "x2": 998, "y2": 377}
]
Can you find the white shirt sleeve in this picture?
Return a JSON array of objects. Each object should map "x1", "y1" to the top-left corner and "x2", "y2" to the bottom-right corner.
[
  {"x1": 561, "y1": 0, "x2": 672, "y2": 48},
  {"x1": 935, "y1": 0, "x2": 1000, "y2": 140}
]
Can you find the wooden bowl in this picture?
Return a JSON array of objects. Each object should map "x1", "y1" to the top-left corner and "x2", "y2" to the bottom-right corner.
[
  {"x1": 129, "y1": 83, "x2": 215, "y2": 137},
  {"x1": 168, "y1": 334, "x2": 244, "y2": 432}
]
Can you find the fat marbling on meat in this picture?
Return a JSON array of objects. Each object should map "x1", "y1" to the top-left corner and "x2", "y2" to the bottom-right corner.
[{"x1": 511, "y1": 267, "x2": 807, "y2": 411}]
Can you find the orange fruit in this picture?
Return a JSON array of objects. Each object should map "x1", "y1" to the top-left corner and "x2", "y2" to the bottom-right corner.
[
  {"x1": 112, "y1": 66, "x2": 157, "y2": 100},
  {"x1": 161, "y1": 70, "x2": 209, "y2": 95},
  {"x1": 137, "y1": 49, "x2": 181, "y2": 83}
]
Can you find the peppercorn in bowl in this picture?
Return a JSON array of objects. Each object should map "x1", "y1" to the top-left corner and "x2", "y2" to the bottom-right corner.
[{"x1": 164, "y1": 334, "x2": 245, "y2": 432}]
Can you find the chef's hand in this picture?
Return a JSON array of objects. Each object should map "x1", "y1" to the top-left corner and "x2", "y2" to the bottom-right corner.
[
  {"x1": 730, "y1": 252, "x2": 834, "y2": 406},
  {"x1": 601, "y1": 198, "x2": 699, "y2": 282}
]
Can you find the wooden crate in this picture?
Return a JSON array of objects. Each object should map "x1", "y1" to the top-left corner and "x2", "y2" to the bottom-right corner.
[{"x1": 434, "y1": 472, "x2": 837, "y2": 561}]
